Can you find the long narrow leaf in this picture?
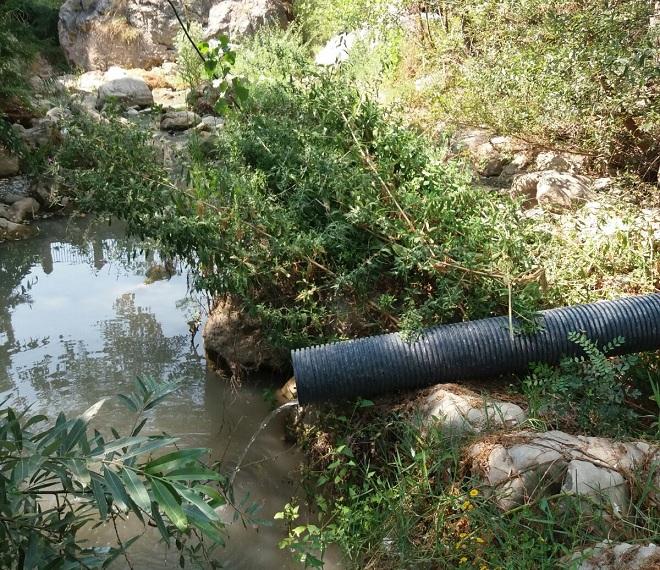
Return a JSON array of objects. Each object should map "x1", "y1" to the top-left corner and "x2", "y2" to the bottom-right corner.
[
  {"x1": 150, "y1": 478, "x2": 187, "y2": 531},
  {"x1": 121, "y1": 468, "x2": 152, "y2": 513}
]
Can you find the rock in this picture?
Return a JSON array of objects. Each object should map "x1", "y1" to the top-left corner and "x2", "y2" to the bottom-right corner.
[
  {"x1": 74, "y1": 70, "x2": 106, "y2": 93},
  {"x1": 562, "y1": 460, "x2": 629, "y2": 515},
  {"x1": 206, "y1": 0, "x2": 289, "y2": 39},
  {"x1": 511, "y1": 170, "x2": 592, "y2": 210},
  {"x1": 160, "y1": 110, "x2": 201, "y2": 131},
  {"x1": 499, "y1": 151, "x2": 533, "y2": 180},
  {"x1": 276, "y1": 377, "x2": 298, "y2": 405},
  {"x1": 0, "y1": 150, "x2": 20, "y2": 178},
  {"x1": 6, "y1": 198, "x2": 40, "y2": 224},
  {"x1": 450, "y1": 128, "x2": 510, "y2": 177},
  {"x1": 567, "y1": 542, "x2": 660, "y2": 570},
  {"x1": 0, "y1": 176, "x2": 31, "y2": 203},
  {"x1": 535, "y1": 150, "x2": 588, "y2": 174},
  {"x1": 467, "y1": 431, "x2": 659, "y2": 512},
  {"x1": 203, "y1": 296, "x2": 287, "y2": 375},
  {"x1": 0, "y1": 217, "x2": 37, "y2": 240},
  {"x1": 536, "y1": 171, "x2": 592, "y2": 210},
  {"x1": 593, "y1": 177, "x2": 613, "y2": 191},
  {"x1": 315, "y1": 30, "x2": 370, "y2": 66},
  {"x1": 195, "y1": 115, "x2": 224, "y2": 131},
  {"x1": 13, "y1": 118, "x2": 60, "y2": 149},
  {"x1": 152, "y1": 87, "x2": 189, "y2": 110},
  {"x1": 417, "y1": 384, "x2": 526, "y2": 435},
  {"x1": 46, "y1": 107, "x2": 73, "y2": 122},
  {"x1": 96, "y1": 77, "x2": 154, "y2": 109},
  {"x1": 59, "y1": 0, "x2": 289, "y2": 71}
]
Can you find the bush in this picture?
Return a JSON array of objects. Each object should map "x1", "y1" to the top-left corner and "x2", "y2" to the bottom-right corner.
[
  {"x1": 0, "y1": 377, "x2": 229, "y2": 568},
  {"x1": 53, "y1": 29, "x2": 658, "y2": 354},
  {"x1": 175, "y1": 21, "x2": 205, "y2": 91},
  {"x1": 407, "y1": 0, "x2": 659, "y2": 179},
  {"x1": 523, "y1": 333, "x2": 653, "y2": 436}
]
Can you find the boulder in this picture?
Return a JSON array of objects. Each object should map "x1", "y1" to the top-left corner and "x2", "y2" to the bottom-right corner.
[
  {"x1": 6, "y1": 198, "x2": 40, "y2": 224},
  {"x1": 417, "y1": 384, "x2": 526, "y2": 435},
  {"x1": 160, "y1": 110, "x2": 201, "y2": 131},
  {"x1": 96, "y1": 77, "x2": 154, "y2": 109},
  {"x1": 203, "y1": 296, "x2": 287, "y2": 375},
  {"x1": 511, "y1": 170, "x2": 592, "y2": 210},
  {"x1": 467, "y1": 431, "x2": 658, "y2": 512},
  {"x1": 0, "y1": 176, "x2": 31, "y2": 204},
  {"x1": 59, "y1": 0, "x2": 289, "y2": 71},
  {"x1": 534, "y1": 150, "x2": 588, "y2": 174},
  {"x1": 13, "y1": 118, "x2": 61, "y2": 149},
  {"x1": 0, "y1": 150, "x2": 20, "y2": 178},
  {"x1": 206, "y1": 0, "x2": 289, "y2": 38},
  {"x1": 450, "y1": 127, "x2": 510, "y2": 177},
  {"x1": 152, "y1": 88, "x2": 189, "y2": 110},
  {"x1": 0, "y1": 217, "x2": 37, "y2": 240},
  {"x1": 195, "y1": 115, "x2": 225, "y2": 131}
]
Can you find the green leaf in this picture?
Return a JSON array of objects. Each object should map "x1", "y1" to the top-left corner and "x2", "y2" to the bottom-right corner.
[
  {"x1": 116, "y1": 394, "x2": 138, "y2": 413},
  {"x1": 150, "y1": 478, "x2": 188, "y2": 531},
  {"x1": 175, "y1": 485, "x2": 220, "y2": 521},
  {"x1": 66, "y1": 458, "x2": 91, "y2": 487},
  {"x1": 91, "y1": 475, "x2": 109, "y2": 520},
  {"x1": 214, "y1": 99, "x2": 229, "y2": 116},
  {"x1": 144, "y1": 448, "x2": 207, "y2": 474},
  {"x1": 102, "y1": 466, "x2": 130, "y2": 511},
  {"x1": 120, "y1": 437, "x2": 179, "y2": 461},
  {"x1": 122, "y1": 468, "x2": 152, "y2": 512},
  {"x1": 163, "y1": 466, "x2": 223, "y2": 481},
  {"x1": 12, "y1": 455, "x2": 44, "y2": 485},
  {"x1": 64, "y1": 419, "x2": 88, "y2": 452},
  {"x1": 196, "y1": 484, "x2": 226, "y2": 508}
]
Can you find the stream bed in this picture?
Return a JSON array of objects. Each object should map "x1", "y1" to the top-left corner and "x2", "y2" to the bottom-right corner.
[{"x1": 0, "y1": 217, "x2": 319, "y2": 569}]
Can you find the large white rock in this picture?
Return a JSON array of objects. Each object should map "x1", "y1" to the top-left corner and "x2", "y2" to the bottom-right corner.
[
  {"x1": 418, "y1": 385, "x2": 526, "y2": 435},
  {"x1": 96, "y1": 76, "x2": 154, "y2": 109},
  {"x1": 468, "y1": 431, "x2": 658, "y2": 512},
  {"x1": 511, "y1": 170, "x2": 592, "y2": 210},
  {"x1": 59, "y1": 0, "x2": 289, "y2": 71},
  {"x1": 206, "y1": 0, "x2": 289, "y2": 39}
]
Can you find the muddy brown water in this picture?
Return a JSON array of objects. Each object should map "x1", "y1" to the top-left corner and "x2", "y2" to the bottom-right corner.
[{"x1": 0, "y1": 217, "x2": 338, "y2": 569}]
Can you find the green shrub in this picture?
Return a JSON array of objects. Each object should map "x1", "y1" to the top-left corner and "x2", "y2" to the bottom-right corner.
[
  {"x1": 53, "y1": 29, "x2": 658, "y2": 354},
  {"x1": 175, "y1": 21, "x2": 205, "y2": 91},
  {"x1": 407, "y1": 0, "x2": 659, "y2": 179},
  {"x1": 0, "y1": 377, "x2": 229, "y2": 568},
  {"x1": 523, "y1": 333, "x2": 645, "y2": 436}
]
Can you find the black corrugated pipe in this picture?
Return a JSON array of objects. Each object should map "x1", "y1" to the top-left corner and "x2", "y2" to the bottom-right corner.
[{"x1": 292, "y1": 294, "x2": 660, "y2": 404}]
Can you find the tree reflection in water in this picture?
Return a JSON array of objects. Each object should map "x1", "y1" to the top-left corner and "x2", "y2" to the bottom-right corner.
[{"x1": 0, "y1": 217, "x2": 205, "y2": 421}]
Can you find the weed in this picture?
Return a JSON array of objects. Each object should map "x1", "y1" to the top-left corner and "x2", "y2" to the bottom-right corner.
[{"x1": 523, "y1": 333, "x2": 646, "y2": 436}]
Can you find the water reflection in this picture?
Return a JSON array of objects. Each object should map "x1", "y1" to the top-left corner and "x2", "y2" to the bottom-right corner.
[{"x1": 0, "y1": 218, "x2": 328, "y2": 569}]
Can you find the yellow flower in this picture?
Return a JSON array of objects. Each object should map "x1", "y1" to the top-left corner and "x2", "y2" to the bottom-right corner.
[
  {"x1": 469, "y1": 489, "x2": 479, "y2": 497},
  {"x1": 461, "y1": 500, "x2": 471, "y2": 510},
  {"x1": 459, "y1": 557, "x2": 468, "y2": 565}
]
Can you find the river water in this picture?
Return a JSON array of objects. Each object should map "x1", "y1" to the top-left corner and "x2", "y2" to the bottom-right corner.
[{"x1": 0, "y1": 217, "x2": 323, "y2": 569}]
